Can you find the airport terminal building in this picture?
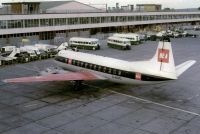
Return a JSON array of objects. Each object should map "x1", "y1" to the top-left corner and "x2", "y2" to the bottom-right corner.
[{"x1": 0, "y1": 0, "x2": 200, "y2": 46}]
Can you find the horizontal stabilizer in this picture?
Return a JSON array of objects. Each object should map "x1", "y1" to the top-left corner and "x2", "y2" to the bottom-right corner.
[{"x1": 176, "y1": 60, "x2": 196, "y2": 77}]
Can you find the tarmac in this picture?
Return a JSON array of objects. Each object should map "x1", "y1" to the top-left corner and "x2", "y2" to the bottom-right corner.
[{"x1": 0, "y1": 36, "x2": 200, "y2": 134}]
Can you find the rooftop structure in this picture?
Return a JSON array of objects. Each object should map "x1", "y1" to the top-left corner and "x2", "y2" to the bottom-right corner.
[
  {"x1": 2, "y1": 0, "x2": 104, "y2": 14},
  {"x1": 136, "y1": 4, "x2": 162, "y2": 12}
]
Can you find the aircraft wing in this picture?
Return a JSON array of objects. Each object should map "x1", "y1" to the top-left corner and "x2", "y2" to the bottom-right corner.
[{"x1": 3, "y1": 72, "x2": 106, "y2": 83}]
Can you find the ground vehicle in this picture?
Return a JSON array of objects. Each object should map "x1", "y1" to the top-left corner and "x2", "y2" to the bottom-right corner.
[
  {"x1": 113, "y1": 33, "x2": 140, "y2": 45},
  {"x1": 69, "y1": 37, "x2": 100, "y2": 50},
  {"x1": 181, "y1": 31, "x2": 188, "y2": 37},
  {"x1": 138, "y1": 34, "x2": 147, "y2": 41},
  {"x1": 1, "y1": 47, "x2": 20, "y2": 59},
  {"x1": 20, "y1": 46, "x2": 40, "y2": 55},
  {"x1": 187, "y1": 34, "x2": 198, "y2": 38},
  {"x1": 0, "y1": 48, "x2": 20, "y2": 64},
  {"x1": 156, "y1": 31, "x2": 167, "y2": 38},
  {"x1": 55, "y1": 42, "x2": 69, "y2": 52},
  {"x1": 0, "y1": 46, "x2": 16, "y2": 53},
  {"x1": 107, "y1": 36, "x2": 131, "y2": 50},
  {"x1": 194, "y1": 26, "x2": 200, "y2": 30},
  {"x1": 35, "y1": 44, "x2": 57, "y2": 52},
  {"x1": 171, "y1": 32, "x2": 181, "y2": 38},
  {"x1": 20, "y1": 46, "x2": 39, "y2": 59}
]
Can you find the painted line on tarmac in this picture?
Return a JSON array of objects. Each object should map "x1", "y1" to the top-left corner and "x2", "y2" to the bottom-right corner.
[
  {"x1": 24, "y1": 103, "x2": 38, "y2": 108},
  {"x1": 83, "y1": 83, "x2": 200, "y2": 116},
  {"x1": 110, "y1": 90, "x2": 200, "y2": 117}
]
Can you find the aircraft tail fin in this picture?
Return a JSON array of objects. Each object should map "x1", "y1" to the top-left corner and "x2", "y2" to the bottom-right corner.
[
  {"x1": 176, "y1": 60, "x2": 196, "y2": 77},
  {"x1": 149, "y1": 38, "x2": 177, "y2": 79},
  {"x1": 147, "y1": 37, "x2": 196, "y2": 79}
]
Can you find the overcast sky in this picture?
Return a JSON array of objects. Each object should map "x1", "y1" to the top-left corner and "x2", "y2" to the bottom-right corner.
[
  {"x1": 1, "y1": 0, "x2": 200, "y2": 9},
  {"x1": 77, "y1": 0, "x2": 200, "y2": 9}
]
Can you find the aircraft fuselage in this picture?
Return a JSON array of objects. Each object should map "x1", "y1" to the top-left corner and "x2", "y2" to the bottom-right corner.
[{"x1": 55, "y1": 50, "x2": 172, "y2": 85}]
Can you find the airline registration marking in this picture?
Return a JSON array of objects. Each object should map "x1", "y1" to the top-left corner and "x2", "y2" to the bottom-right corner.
[{"x1": 158, "y1": 49, "x2": 169, "y2": 63}]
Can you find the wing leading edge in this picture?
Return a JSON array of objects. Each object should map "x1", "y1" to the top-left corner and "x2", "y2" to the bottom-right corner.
[{"x1": 3, "y1": 72, "x2": 106, "y2": 83}]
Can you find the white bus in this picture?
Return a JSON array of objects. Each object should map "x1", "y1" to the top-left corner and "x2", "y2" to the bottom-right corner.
[
  {"x1": 69, "y1": 37, "x2": 100, "y2": 50},
  {"x1": 113, "y1": 33, "x2": 140, "y2": 45},
  {"x1": 107, "y1": 36, "x2": 131, "y2": 50}
]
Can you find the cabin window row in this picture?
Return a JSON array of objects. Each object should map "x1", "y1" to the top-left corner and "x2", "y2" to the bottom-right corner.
[
  {"x1": 55, "y1": 56, "x2": 172, "y2": 81},
  {"x1": 55, "y1": 56, "x2": 136, "y2": 79},
  {"x1": 70, "y1": 59, "x2": 135, "y2": 78}
]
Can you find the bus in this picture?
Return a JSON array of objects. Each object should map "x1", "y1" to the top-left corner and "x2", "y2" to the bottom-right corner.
[
  {"x1": 107, "y1": 36, "x2": 131, "y2": 50},
  {"x1": 113, "y1": 33, "x2": 140, "y2": 45},
  {"x1": 69, "y1": 37, "x2": 100, "y2": 50}
]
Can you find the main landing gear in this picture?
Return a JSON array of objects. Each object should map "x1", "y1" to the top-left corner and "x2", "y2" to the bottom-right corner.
[{"x1": 72, "y1": 80, "x2": 83, "y2": 90}]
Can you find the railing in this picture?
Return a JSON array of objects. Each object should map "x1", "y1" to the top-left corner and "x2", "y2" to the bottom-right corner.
[{"x1": 0, "y1": 8, "x2": 199, "y2": 15}]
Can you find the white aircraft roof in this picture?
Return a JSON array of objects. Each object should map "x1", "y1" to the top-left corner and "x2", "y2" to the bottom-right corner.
[{"x1": 59, "y1": 50, "x2": 131, "y2": 71}]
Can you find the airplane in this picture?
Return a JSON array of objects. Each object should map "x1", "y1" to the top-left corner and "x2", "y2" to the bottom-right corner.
[
  {"x1": 3, "y1": 37, "x2": 196, "y2": 90},
  {"x1": 0, "y1": 47, "x2": 20, "y2": 61}
]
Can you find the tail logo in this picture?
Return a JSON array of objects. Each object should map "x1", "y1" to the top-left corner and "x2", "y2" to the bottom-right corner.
[{"x1": 158, "y1": 49, "x2": 169, "y2": 63}]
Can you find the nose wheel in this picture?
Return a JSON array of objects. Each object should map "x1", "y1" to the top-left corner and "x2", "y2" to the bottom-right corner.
[{"x1": 72, "y1": 80, "x2": 83, "y2": 90}]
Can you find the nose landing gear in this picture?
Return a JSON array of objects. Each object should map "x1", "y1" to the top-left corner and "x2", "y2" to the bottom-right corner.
[{"x1": 72, "y1": 80, "x2": 83, "y2": 90}]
